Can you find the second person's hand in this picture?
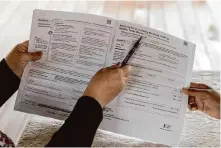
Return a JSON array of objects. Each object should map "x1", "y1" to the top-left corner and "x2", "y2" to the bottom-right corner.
[
  {"x1": 83, "y1": 63, "x2": 132, "y2": 108},
  {"x1": 183, "y1": 82, "x2": 220, "y2": 119}
]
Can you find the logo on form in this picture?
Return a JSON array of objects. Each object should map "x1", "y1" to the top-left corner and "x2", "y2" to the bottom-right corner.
[{"x1": 160, "y1": 124, "x2": 173, "y2": 132}]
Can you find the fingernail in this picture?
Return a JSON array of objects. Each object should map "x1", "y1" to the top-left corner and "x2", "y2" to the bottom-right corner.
[
  {"x1": 182, "y1": 87, "x2": 188, "y2": 93},
  {"x1": 127, "y1": 65, "x2": 132, "y2": 71},
  {"x1": 191, "y1": 106, "x2": 197, "y2": 111},
  {"x1": 36, "y1": 51, "x2": 43, "y2": 56},
  {"x1": 190, "y1": 103, "x2": 198, "y2": 111}
]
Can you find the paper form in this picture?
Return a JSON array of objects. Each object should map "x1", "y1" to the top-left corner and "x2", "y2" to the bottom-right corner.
[
  {"x1": 100, "y1": 21, "x2": 195, "y2": 146},
  {"x1": 15, "y1": 10, "x2": 195, "y2": 146},
  {"x1": 15, "y1": 9, "x2": 115, "y2": 120}
]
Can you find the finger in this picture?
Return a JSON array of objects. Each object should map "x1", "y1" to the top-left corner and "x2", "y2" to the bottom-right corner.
[
  {"x1": 188, "y1": 96, "x2": 195, "y2": 105},
  {"x1": 16, "y1": 40, "x2": 29, "y2": 52},
  {"x1": 182, "y1": 87, "x2": 208, "y2": 96},
  {"x1": 98, "y1": 67, "x2": 106, "y2": 73},
  {"x1": 28, "y1": 51, "x2": 43, "y2": 61},
  {"x1": 190, "y1": 82, "x2": 210, "y2": 89},
  {"x1": 188, "y1": 104, "x2": 197, "y2": 111},
  {"x1": 190, "y1": 82, "x2": 197, "y2": 88},
  {"x1": 189, "y1": 103, "x2": 198, "y2": 111},
  {"x1": 198, "y1": 83, "x2": 210, "y2": 89},
  {"x1": 121, "y1": 65, "x2": 132, "y2": 77},
  {"x1": 122, "y1": 77, "x2": 129, "y2": 87},
  {"x1": 21, "y1": 40, "x2": 29, "y2": 49}
]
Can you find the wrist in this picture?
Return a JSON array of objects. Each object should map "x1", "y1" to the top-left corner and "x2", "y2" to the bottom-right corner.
[
  {"x1": 5, "y1": 58, "x2": 21, "y2": 79},
  {"x1": 5, "y1": 58, "x2": 20, "y2": 78}
]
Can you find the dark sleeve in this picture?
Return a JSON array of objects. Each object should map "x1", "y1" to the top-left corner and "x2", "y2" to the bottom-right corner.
[
  {"x1": 46, "y1": 96, "x2": 103, "y2": 147},
  {"x1": 0, "y1": 59, "x2": 20, "y2": 107}
]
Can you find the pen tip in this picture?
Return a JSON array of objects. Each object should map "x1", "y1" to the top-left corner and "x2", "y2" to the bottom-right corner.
[{"x1": 138, "y1": 36, "x2": 142, "y2": 42}]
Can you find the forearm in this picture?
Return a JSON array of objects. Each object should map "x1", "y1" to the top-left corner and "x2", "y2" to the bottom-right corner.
[
  {"x1": 46, "y1": 96, "x2": 103, "y2": 147},
  {"x1": 0, "y1": 59, "x2": 20, "y2": 106}
]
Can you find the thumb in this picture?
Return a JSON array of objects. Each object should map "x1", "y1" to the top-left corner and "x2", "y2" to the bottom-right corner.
[
  {"x1": 182, "y1": 87, "x2": 209, "y2": 96},
  {"x1": 121, "y1": 65, "x2": 132, "y2": 77},
  {"x1": 28, "y1": 51, "x2": 43, "y2": 61}
]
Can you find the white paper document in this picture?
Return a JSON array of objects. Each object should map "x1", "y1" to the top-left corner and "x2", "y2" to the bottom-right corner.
[{"x1": 15, "y1": 9, "x2": 195, "y2": 146}]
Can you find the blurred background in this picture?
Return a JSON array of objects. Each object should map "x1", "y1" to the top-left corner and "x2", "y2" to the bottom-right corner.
[{"x1": 0, "y1": 0, "x2": 220, "y2": 71}]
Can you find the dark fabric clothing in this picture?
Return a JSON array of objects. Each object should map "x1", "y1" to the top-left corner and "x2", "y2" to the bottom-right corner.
[
  {"x1": 0, "y1": 59, "x2": 103, "y2": 147},
  {"x1": 46, "y1": 96, "x2": 103, "y2": 147},
  {"x1": 0, "y1": 59, "x2": 20, "y2": 107}
]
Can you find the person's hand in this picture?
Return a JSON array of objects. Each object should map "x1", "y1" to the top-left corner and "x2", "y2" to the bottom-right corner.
[
  {"x1": 6, "y1": 40, "x2": 43, "y2": 78},
  {"x1": 83, "y1": 64, "x2": 132, "y2": 108},
  {"x1": 182, "y1": 82, "x2": 220, "y2": 119}
]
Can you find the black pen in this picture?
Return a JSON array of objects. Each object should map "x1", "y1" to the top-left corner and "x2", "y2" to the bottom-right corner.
[{"x1": 121, "y1": 37, "x2": 142, "y2": 67}]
